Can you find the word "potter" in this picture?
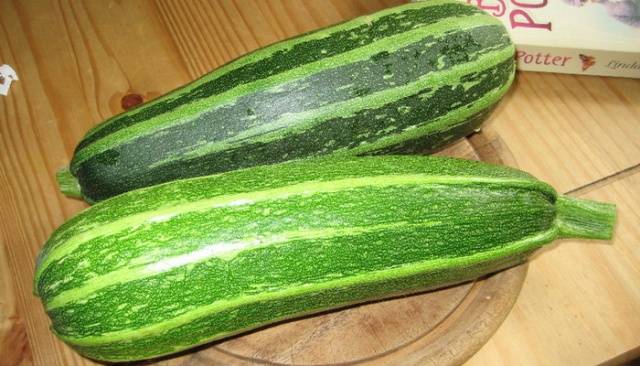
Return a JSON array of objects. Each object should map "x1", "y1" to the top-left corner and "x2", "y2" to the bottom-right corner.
[{"x1": 516, "y1": 51, "x2": 571, "y2": 66}]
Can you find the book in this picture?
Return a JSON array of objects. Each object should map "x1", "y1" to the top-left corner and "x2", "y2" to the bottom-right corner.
[
  {"x1": 463, "y1": 0, "x2": 640, "y2": 78},
  {"x1": 403, "y1": 0, "x2": 640, "y2": 77}
]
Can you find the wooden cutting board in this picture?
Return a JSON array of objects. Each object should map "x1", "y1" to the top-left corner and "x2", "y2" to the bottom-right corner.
[
  {"x1": 140, "y1": 132, "x2": 528, "y2": 366},
  {"x1": 161, "y1": 268, "x2": 528, "y2": 366}
]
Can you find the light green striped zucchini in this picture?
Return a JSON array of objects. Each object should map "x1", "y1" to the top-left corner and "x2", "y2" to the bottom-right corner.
[
  {"x1": 35, "y1": 156, "x2": 616, "y2": 362},
  {"x1": 58, "y1": 0, "x2": 516, "y2": 203}
]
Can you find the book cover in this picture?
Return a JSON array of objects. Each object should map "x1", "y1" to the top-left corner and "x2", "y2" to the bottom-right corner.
[{"x1": 464, "y1": 0, "x2": 640, "y2": 78}]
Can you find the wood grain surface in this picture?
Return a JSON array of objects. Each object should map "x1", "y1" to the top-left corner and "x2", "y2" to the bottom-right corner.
[{"x1": 1, "y1": 1, "x2": 639, "y2": 365}]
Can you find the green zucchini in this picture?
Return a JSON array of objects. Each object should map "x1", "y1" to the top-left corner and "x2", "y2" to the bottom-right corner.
[
  {"x1": 59, "y1": 0, "x2": 516, "y2": 203},
  {"x1": 35, "y1": 156, "x2": 616, "y2": 362}
]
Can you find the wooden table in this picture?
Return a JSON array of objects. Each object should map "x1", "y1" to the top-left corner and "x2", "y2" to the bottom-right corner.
[{"x1": 1, "y1": 1, "x2": 639, "y2": 365}]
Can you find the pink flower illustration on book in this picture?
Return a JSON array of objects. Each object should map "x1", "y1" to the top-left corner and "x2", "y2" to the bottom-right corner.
[
  {"x1": 579, "y1": 54, "x2": 597, "y2": 71},
  {"x1": 563, "y1": 0, "x2": 640, "y2": 27}
]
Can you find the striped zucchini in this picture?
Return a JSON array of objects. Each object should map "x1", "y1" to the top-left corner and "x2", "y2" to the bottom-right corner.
[
  {"x1": 35, "y1": 156, "x2": 616, "y2": 362},
  {"x1": 59, "y1": 0, "x2": 516, "y2": 203}
]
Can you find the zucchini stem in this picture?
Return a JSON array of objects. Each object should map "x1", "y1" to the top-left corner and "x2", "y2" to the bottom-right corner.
[
  {"x1": 556, "y1": 195, "x2": 617, "y2": 240},
  {"x1": 56, "y1": 167, "x2": 82, "y2": 199}
]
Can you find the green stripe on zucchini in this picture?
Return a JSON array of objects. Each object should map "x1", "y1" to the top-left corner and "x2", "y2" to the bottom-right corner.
[
  {"x1": 61, "y1": 1, "x2": 516, "y2": 202},
  {"x1": 35, "y1": 156, "x2": 616, "y2": 362}
]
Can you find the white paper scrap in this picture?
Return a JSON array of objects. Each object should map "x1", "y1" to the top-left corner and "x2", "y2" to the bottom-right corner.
[{"x1": 0, "y1": 64, "x2": 19, "y2": 96}]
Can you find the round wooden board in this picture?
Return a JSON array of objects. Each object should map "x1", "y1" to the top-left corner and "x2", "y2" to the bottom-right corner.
[
  {"x1": 160, "y1": 266, "x2": 527, "y2": 366},
  {"x1": 147, "y1": 132, "x2": 527, "y2": 366}
]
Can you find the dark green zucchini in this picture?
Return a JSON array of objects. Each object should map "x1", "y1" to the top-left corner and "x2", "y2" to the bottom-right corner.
[{"x1": 59, "y1": 0, "x2": 515, "y2": 202}]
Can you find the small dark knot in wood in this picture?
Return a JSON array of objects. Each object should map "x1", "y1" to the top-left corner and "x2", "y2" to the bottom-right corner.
[{"x1": 121, "y1": 93, "x2": 144, "y2": 110}]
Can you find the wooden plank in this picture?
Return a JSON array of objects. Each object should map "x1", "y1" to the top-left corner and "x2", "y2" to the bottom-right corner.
[
  {"x1": 488, "y1": 72, "x2": 640, "y2": 193},
  {"x1": 0, "y1": 223, "x2": 31, "y2": 366},
  {"x1": 151, "y1": 0, "x2": 404, "y2": 80}
]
